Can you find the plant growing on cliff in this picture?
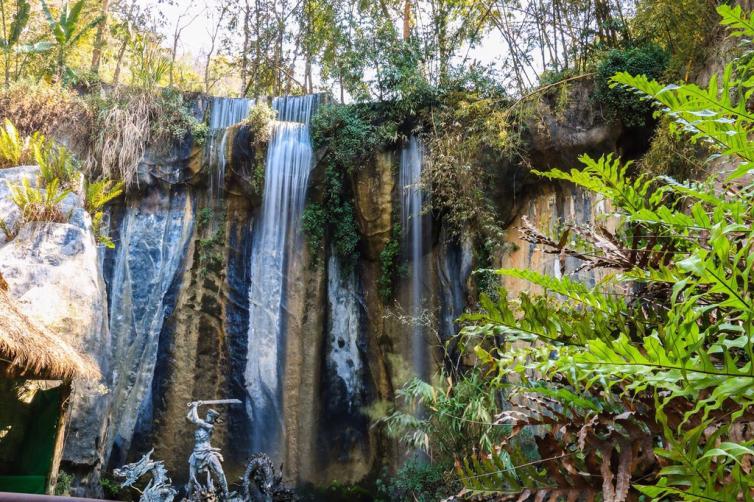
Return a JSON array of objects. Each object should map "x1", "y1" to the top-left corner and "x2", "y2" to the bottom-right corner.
[
  {"x1": 245, "y1": 102, "x2": 276, "y2": 144},
  {"x1": 34, "y1": 135, "x2": 79, "y2": 188},
  {"x1": 594, "y1": 43, "x2": 669, "y2": 127},
  {"x1": 443, "y1": 7, "x2": 754, "y2": 500},
  {"x1": 8, "y1": 176, "x2": 69, "y2": 223},
  {"x1": 84, "y1": 177, "x2": 123, "y2": 248},
  {"x1": 302, "y1": 202, "x2": 325, "y2": 262},
  {"x1": 378, "y1": 222, "x2": 402, "y2": 302},
  {"x1": 87, "y1": 87, "x2": 206, "y2": 187}
]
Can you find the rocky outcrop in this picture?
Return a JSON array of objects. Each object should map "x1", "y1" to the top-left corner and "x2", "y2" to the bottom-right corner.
[
  {"x1": 0, "y1": 85, "x2": 631, "y2": 497},
  {"x1": 0, "y1": 166, "x2": 110, "y2": 495},
  {"x1": 527, "y1": 79, "x2": 623, "y2": 169}
]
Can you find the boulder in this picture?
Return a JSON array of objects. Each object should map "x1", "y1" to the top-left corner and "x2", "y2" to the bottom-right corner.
[{"x1": 0, "y1": 165, "x2": 110, "y2": 495}]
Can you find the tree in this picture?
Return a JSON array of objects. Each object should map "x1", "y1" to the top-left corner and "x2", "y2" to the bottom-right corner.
[
  {"x1": 40, "y1": 0, "x2": 103, "y2": 82},
  {"x1": 203, "y1": 2, "x2": 230, "y2": 94},
  {"x1": 167, "y1": 0, "x2": 201, "y2": 87},
  {"x1": 89, "y1": 0, "x2": 111, "y2": 76},
  {"x1": 0, "y1": 0, "x2": 29, "y2": 87}
]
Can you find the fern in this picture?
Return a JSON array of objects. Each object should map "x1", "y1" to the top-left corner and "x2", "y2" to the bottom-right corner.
[
  {"x1": 83, "y1": 177, "x2": 123, "y2": 248},
  {"x1": 452, "y1": 7, "x2": 754, "y2": 501},
  {"x1": 0, "y1": 119, "x2": 24, "y2": 167},
  {"x1": 8, "y1": 177, "x2": 70, "y2": 224}
]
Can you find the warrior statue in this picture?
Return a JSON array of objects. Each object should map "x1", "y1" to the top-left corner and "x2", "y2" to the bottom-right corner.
[{"x1": 186, "y1": 399, "x2": 241, "y2": 500}]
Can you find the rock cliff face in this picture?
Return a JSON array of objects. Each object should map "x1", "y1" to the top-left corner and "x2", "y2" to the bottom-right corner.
[
  {"x1": 0, "y1": 85, "x2": 630, "y2": 495},
  {"x1": 0, "y1": 166, "x2": 110, "y2": 495}
]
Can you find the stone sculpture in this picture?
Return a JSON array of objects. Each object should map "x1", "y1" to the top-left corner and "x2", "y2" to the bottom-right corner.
[
  {"x1": 113, "y1": 448, "x2": 178, "y2": 502},
  {"x1": 186, "y1": 400, "x2": 240, "y2": 500},
  {"x1": 114, "y1": 398, "x2": 296, "y2": 502},
  {"x1": 242, "y1": 453, "x2": 296, "y2": 502}
]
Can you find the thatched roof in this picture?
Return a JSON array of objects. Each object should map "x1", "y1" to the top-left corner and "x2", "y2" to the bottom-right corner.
[{"x1": 0, "y1": 288, "x2": 100, "y2": 380}]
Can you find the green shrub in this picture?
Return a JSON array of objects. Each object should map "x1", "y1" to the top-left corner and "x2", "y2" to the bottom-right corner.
[
  {"x1": 54, "y1": 471, "x2": 73, "y2": 496},
  {"x1": 195, "y1": 207, "x2": 225, "y2": 276},
  {"x1": 378, "y1": 223, "x2": 401, "y2": 302},
  {"x1": 311, "y1": 104, "x2": 395, "y2": 172},
  {"x1": 302, "y1": 203, "x2": 325, "y2": 260},
  {"x1": 245, "y1": 102, "x2": 277, "y2": 144},
  {"x1": 594, "y1": 44, "x2": 668, "y2": 127},
  {"x1": 376, "y1": 460, "x2": 459, "y2": 502},
  {"x1": 152, "y1": 88, "x2": 207, "y2": 146}
]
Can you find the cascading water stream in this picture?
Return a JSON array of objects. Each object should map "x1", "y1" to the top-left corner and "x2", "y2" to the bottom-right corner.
[
  {"x1": 206, "y1": 97, "x2": 255, "y2": 202},
  {"x1": 244, "y1": 95, "x2": 316, "y2": 461},
  {"x1": 400, "y1": 136, "x2": 429, "y2": 380}
]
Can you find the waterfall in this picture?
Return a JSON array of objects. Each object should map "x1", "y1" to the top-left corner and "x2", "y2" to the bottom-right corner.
[
  {"x1": 400, "y1": 136, "x2": 428, "y2": 380},
  {"x1": 326, "y1": 251, "x2": 364, "y2": 411},
  {"x1": 206, "y1": 97, "x2": 255, "y2": 202},
  {"x1": 209, "y1": 97, "x2": 254, "y2": 129},
  {"x1": 104, "y1": 188, "x2": 194, "y2": 465},
  {"x1": 244, "y1": 95, "x2": 317, "y2": 461}
]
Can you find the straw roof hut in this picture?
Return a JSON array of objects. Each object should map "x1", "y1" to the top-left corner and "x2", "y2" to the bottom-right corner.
[
  {"x1": 0, "y1": 287, "x2": 99, "y2": 381},
  {"x1": 0, "y1": 282, "x2": 100, "y2": 495}
]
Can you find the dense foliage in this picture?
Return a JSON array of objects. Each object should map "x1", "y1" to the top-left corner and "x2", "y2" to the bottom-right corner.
[
  {"x1": 594, "y1": 44, "x2": 668, "y2": 127},
  {"x1": 0, "y1": 118, "x2": 123, "y2": 246},
  {"x1": 383, "y1": 5, "x2": 754, "y2": 501}
]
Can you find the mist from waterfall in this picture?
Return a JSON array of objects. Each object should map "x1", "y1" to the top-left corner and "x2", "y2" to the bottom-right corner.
[
  {"x1": 244, "y1": 95, "x2": 316, "y2": 461},
  {"x1": 400, "y1": 135, "x2": 428, "y2": 380}
]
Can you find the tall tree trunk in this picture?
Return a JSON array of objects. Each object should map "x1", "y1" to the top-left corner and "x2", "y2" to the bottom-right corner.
[
  {"x1": 169, "y1": 36, "x2": 178, "y2": 87},
  {"x1": 437, "y1": 1, "x2": 448, "y2": 84},
  {"x1": 403, "y1": 0, "x2": 411, "y2": 40},
  {"x1": 90, "y1": 0, "x2": 110, "y2": 76},
  {"x1": 113, "y1": 36, "x2": 128, "y2": 85},
  {"x1": 1, "y1": 0, "x2": 9, "y2": 88},
  {"x1": 241, "y1": 0, "x2": 251, "y2": 95}
]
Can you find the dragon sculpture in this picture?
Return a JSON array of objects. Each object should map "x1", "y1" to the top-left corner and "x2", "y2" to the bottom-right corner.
[{"x1": 113, "y1": 449, "x2": 178, "y2": 502}]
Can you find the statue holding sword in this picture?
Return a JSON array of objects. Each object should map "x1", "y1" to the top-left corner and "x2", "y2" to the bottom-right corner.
[{"x1": 186, "y1": 399, "x2": 242, "y2": 501}]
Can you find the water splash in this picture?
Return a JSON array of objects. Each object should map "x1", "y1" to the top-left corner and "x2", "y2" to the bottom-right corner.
[
  {"x1": 400, "y1": 136, "x2": 429, "y2": 380},
  {"x1": 245, "y1": 95, "x2": 317, "y2": 461}
]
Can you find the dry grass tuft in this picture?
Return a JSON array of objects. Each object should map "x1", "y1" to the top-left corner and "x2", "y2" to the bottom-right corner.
[
  {"x1": 87, "y1": 88, "x2": 152, "y2": 187},
  {"x1": 0, "y1": 81, "x2": 92, "y2": 154}
]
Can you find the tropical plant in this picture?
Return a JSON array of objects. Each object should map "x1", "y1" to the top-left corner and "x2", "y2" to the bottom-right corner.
[
  {"x1": 380, "y1": 370, "x2": 506, "y2": 463},
  {"x1": 0, "y1": 0, "x2": 29, "y2": 87},
  {"x1": 84, "y1": 176, "x2": 123, "y2": 248},
  {"x1": 40, "y1": 0, "x2": 102, "y2": 82},
  {"x1": 8, "y1": 176, "x2": 70, "y2": 223},
  {"x1": 445, "y1": 4, "x2": 754, "y2": 501},
  {"x1": 129, "y1": 33, "x2": 170, "y2": 90},
  {"x1": 0, "y1": 117, "x2": 23, "y2": 166},
  {"x1": 33, "y1": 136, "x2": 78, "y2": 187}
]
